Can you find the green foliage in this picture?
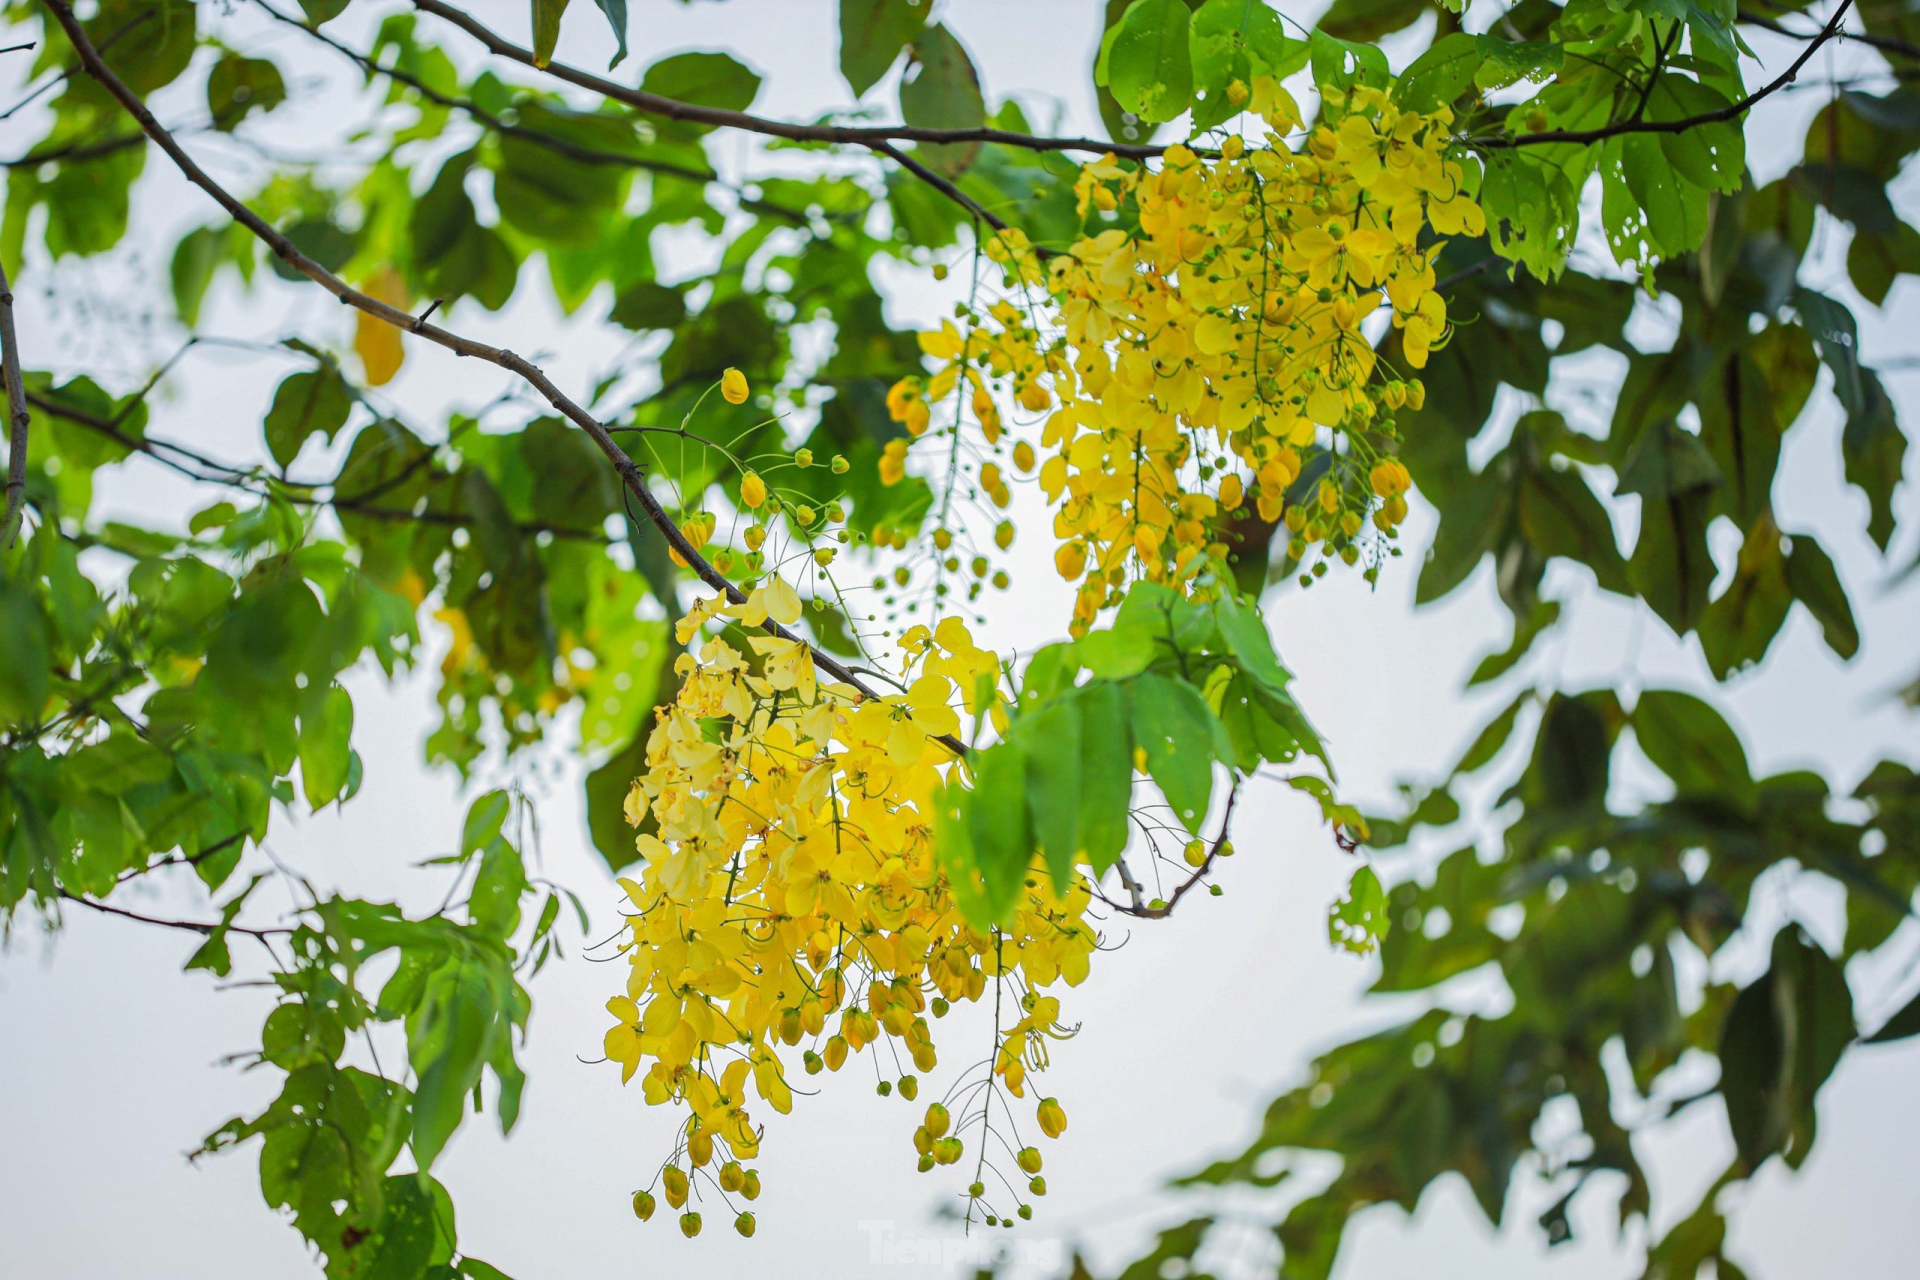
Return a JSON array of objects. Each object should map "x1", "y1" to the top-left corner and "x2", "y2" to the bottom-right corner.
[
  {"x1": 2, "y1": 2, "x2": 1914, "y2": 1277},
  {"x1": 948, "y1": 581, "x2": 1331, "y2": 926}
]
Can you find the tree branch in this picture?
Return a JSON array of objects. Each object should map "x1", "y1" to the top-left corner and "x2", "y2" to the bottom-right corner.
[
  {"x1": 59, "y1": 889, "x2": 290, "y2": 938},
  {"x1": 42, "y1": 0, "x2": 966, "y2": 756},
  {"x1": 1, "y1": 258, "x2": 30, "y2": 548},
  {"x1": 1105, "y1": 787, "x2": 1239, "y2": 920},
  {"x1": 25, "y1": 388, "x2": 615, "y2": 542},
  {"x1": 408, "y1": 0, "x2": 1165, "y2": 158},
  {"x1": 1739, "y1": 4, "x2": 1920, "y2": 63},
  {"x1": 871, "y1": 141, "x2": 1055, "y2": 259},
  {"x1": 250, "y1": 0, "x2": 823, "y2": 229},
  {"x1": 1472, "y1": 0, "x2": 1855, "y2": 149}
]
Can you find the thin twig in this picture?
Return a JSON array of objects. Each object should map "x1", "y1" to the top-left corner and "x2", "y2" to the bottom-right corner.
[
  {"x1": 0, "y1": 258, "x2": 29, "y2": 548},
  {"x1": 409, "y1": 0, "x2": 1167, "y2": 160},
  {"x1": 249, "y1": 0, "x2": 821, "y2": 228},
  {"x1": 25, "y1": 388, "x2": 614, "y2": 541},
  {"x1": 59, "y1": 890, "x2": 291, "y2": 938},
  {"x1": 0, "y1": 8, "x2": 151, "y2": 122},
  {"x1": 1739, "y1": 5, "x2": 1920, "y2": 62},
  {"x1": 42, "y1": 0, "x2": 965, "y2": 755},
  {"x1": 1107, "y1": 787, "x2": 1240, "y2": 920},
  {"x1": 872, "y1": 141, "x2": 1055, "y2": 258},
  {"x1": 1472, "y1": 0, "x2": 1855, "y2": 149}
]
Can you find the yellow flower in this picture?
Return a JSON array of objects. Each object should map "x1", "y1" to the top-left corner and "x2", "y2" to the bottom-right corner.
[{"x1": 721, "y1": 367, "x2": 749, "y2": 404}]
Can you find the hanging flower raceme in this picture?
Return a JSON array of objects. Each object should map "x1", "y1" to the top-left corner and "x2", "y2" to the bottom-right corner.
[
  {"x1": 889, "y1": 81, "x2": 1483, "y2": 633},
  {"x1": 608, "y1": 605, "x2": 1096, "y2": 1232}
]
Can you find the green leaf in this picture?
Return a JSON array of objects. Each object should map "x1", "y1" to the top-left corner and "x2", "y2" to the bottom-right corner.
[
  {"x1": 532, "y1": 0, "x2": 570, "y2": 69},
  {"x1": 363, "y1": 1174, "x2": 456, "y2": 1280},
  {"x1": 1129, "y1": 671, "x2": 1219, "y2": 834},
  {"x1": 588, "y1": 0, "x2": 628, "y2": 69},
  {"x1": 413, "y1": 154, "x2": 521, "y2": 308},
  {"x1": 839, "y1": 0, "x2": 927, "y2": 97},
  {"x1": 1720, "y1": 928, "x2": 1855, "y2": 1169},
  {"x1": 1865, "y1": 986, "x2": 1920, "y2": 1044},
  {"x1": 169, "y1": 226, "x2": 224, "y2": 328},
  {"x1": 1212, "y1": 589, "x2": 1292, "y2": 693},
  {"x1": 967, "y1": 733, "x2": 1033, "y2": 904},
  {"x1": 264, "y1": 369, "x2": 352, "y2": 470},
  {"x1": 1073, "y1": 623, "x2": 1154, "y2": 679},
  {"x1": 1021, "y1": 697, "x2": 1083, "y2": 888},
  {"x1": 462, "y1": 791, "x2": 512, "y2": 858},
  {"x1": 1846, "y1": 222, "x2": 1920, "y2": 305},
  {"x1": 1075, "y1": 681, "x2": 1134, "y2": 875},
  {"x1": 1839, "y1": 369, "x2": 1906, "y2": 552},
  {"x1": 1696, "y1": 353, "x2": 1785, "y2": 527},
  {"x1": 1105, "y1": 0, "x2": 1194, "y2": 125},
  {"x1": 1320, "y1": 0, "x2": 1432, "y2": 41},
  {"x1": 469, "y1": 836, "x2": 528, "y2": 939},
  {"x1": 1617, "y1": 422, "x2": 1722, "y2": 634},
  {"x1": 931, "y1": 779, "x2": 1000, "y2": 926},
  {"x1": 1623, "y1": 133, "x2": 1711, "y2": 258},
  {"x1": 898, "y1": 25, "x2": 985, "y2": 176},
  {"x1": 1308, "y1": 29, "x2": 1390, "y2": 105},
  {"x1": 1188, "y1": 0, "x2": 1301, "y2": 130},
  {"x1": 206, "y1": 54, "x2": 287, "y2": 131},
  {"x1": 408, "y1": 962, "x2": 503, "y2": 1172},
  {"x1": 1792, "y1": 288, "x2": 1866, "y2": 417},
  {"x1": 1394, "y1": 33, "x2": 1481, "y2": 113},
  {"x1": 640, "y1": 51, "x2": 763, "y2": 118},
  {"x1": 610, "y1": 281, "x2": 686, "y2": 331},
  {"x1": 1474, "y1": 38, "x2": 1562, "y2": 92},
  {"x1": 1782, "y1": 532, "x2": 1859, "y2": 661},
  {"x1": 1633, "y1": 689, "x2": 1752, "y2": 806},
  {"x1": 262, "y1": 1001, "x2": 347, "y2": 1071},
  {"x1": 297, "y1": 684, "x2": 355, "y2": 809},
  {"x1": 0, "y1": 579, "x2": 51, "y2": 727},
  {"x1": 585, "y1": 733, "x2": 646, "y2": 872},
  {"x1": 1526, "y1": 692, "x2": 1612, "y2": 811},
  {"x1": 1328, "y1": 865, "x2": 1388, "y2": 954},
  {"x1": 1454, "y1": 690, "x2": 1529, "y2": 775},
  {"x1": 1467, "y1": 600, "x2": 1561, "y2": 687},
  {"x1": 1699, "y1": 517, "x2": 1792, "y2": 679},
  {"x1": 296, "y1": 0, "x2": 349, "y2": 23}
]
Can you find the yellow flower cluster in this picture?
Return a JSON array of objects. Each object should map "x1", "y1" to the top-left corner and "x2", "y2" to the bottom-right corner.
[
  {"x1": 608, "y1": 597, "x2": 1095, "y2": 1230},
  {"x1": 891, "y1": 83, "x2": 1482, "y2": 630}
]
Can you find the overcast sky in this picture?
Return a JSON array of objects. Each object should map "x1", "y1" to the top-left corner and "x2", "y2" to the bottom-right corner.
[{"x1": 2, "y1": 2, "x2": 1916, "y2": 1278}]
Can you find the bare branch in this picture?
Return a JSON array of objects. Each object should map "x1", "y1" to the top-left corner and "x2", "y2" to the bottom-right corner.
[
  {"x1": 41, "y1": 0, "x2": 965, "y2": 755},
  {"x1": 25, "y1": 388, "x2": 615, "y2": 542},
  {"x1": 59, "y1": 889, "x2": 291, "y2": 939},
  {"x1": 872, "y1": 141, "x2": 1056, "y2": 259},
  {"x1": 1740, "y1": 4, "x2": 1920, "y2": 63},
  {"x1": 408, "y1": 0, "x2": 1166, "y2": 159},
  {"x1": 1105, "y1": 787, "x2": 1240, "y2": 921},
  {"x1": 1471, "y1": 0, "x2": 1855, "y2": 149},
  {"x1": 250, "y1": 0, "x2": 823, "y2": 229},
  {"x1": 1, "y1": 258, "x2": 29, "y2": 548}
]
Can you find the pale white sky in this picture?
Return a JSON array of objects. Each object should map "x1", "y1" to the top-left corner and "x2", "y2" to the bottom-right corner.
[{"x1": 1, "y1": 2, "x2": 1916, "y2": 1278}]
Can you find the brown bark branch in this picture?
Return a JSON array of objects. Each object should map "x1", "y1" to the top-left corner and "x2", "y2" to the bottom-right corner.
[
  {"x1": 1472, "y1": 0, "x2": 1854, "y2": 149},
  {"x1": 25, "y1": 388, "x2": 615, "y2": 543},
  {"x1": 1102, "y1": 786, "x2": 1240, "y2": 921},
  {"x1": 59, "y1": 889, "x2": 291, "y2": 939},
  {"x1": 408, "y1": 0, "x2": 1166, "y2": 161},
  {"x1": 1740, "y1": 4, "x2": 1920, "y2": 63},
  {"x1": 1, "y1": 258, "x2": 29, "y2": 548},
  {"x1": 250, "y1": 0, "x2": 823, "y2": 229},
  {"x1": 41, "y1": 0, "x2": 964, "y2": 755}
]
